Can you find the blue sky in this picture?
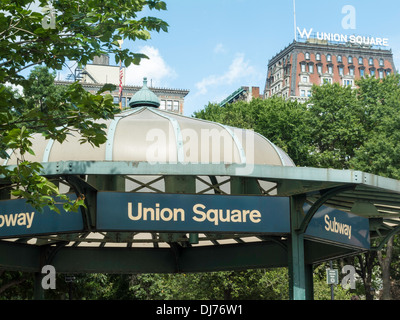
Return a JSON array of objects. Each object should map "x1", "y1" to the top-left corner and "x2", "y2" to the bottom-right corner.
[{"x1": 78, "y1": 0, "x2": 400, "y2": 116}]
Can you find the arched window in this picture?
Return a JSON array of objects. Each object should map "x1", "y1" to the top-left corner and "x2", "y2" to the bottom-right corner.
[
  {"x1": 369, "y1": 57, "x2": 374, "y2": 66},
  {"x1": 348, "y1": 56, "x2": 353, "y2": 64}
]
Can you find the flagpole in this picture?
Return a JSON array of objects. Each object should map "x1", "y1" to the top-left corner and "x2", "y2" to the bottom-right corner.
[
  {"x1": 117, "y1": 39, "x2": 124, "y2": 110},
  {"x1": 119, "y1": 58, "x2": 122, "y2": 110},
  {"x1": 293, "y1": 0, "x2": 297, "y2": 41}
]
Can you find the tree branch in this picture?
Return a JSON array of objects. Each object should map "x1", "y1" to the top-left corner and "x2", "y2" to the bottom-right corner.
[{"x1": 0, "y1": 278, "x2": 28, "y2": 295}]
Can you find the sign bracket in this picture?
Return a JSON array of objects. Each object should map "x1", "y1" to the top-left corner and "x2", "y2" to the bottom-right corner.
[{"x1": 297, "y1": 185, "x2": 356, "y2": 235}]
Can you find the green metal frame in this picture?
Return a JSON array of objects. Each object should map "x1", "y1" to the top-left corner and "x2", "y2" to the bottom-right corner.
[
  {"x1": 2, "y1": 161, "x2": 400, "y2": 300},
  {"x1": 297, "y1": 185, "x2": 357, "y2": 235}
]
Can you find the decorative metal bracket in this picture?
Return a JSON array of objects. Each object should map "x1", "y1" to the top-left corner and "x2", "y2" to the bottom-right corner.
[{"x1": 297, "y1": 184, "x2": 356, "y2": 235}]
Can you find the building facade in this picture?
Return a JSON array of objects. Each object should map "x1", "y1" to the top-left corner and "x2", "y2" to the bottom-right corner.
[
  {"x1": 56, "y1": 55, "x2": 189, "y2": 114},
  {"x1": 265, "y1": 40, "x2": 396, "y2": 102},
  {"x1": 219, "y1": 86, "x2": 261, "y2": 107}
]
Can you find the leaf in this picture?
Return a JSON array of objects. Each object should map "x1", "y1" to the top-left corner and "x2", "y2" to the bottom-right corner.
[
  {"x1": 0, "y1": 0, "x2": 168, "y2": 213},
  {"x1": 97, "y1": 83, "x2": 116, "y2": 94}
]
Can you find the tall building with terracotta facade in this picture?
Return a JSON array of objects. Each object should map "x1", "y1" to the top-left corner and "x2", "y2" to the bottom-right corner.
[{"x1": 265, "y1": 40, "x2": 396, "y2": 102}]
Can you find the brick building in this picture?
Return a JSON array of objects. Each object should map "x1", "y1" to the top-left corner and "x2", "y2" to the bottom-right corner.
[
  {"x1": 265, "y1": 40, "x2": 396, "y2": 102},
  {"x1": 219, "y1": 86, "x2": 261, "y2": 107}
]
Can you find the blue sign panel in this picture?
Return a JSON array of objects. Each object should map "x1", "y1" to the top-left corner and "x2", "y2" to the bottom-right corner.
[
  {"x1": 0, "y1": 194, "x2": 84, "y2": 238},
  {"x1": 305, "y1": 204, "x2": 370, "y2": 249},
  {"x1": 97, "y1": 192, "x2": 291, "y2": 234}
]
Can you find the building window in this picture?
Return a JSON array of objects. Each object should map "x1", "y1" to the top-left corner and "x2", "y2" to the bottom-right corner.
[
  {"x1": 343, "y1": 79, "x2": 353, "y2": 87},
  {"x1": 349, "y1": 67, "x2": 355, "y2": 76},
  {"x1": 379, "y1": 58, "x2": 384, "y2": 67},
  {"x1": 316, "y1": 53, "x2": 321, "y2": 61},
  {"x1": 317, "y1": 64, "x2": 323, "y2": 74},
  {"x1": 379, "y1": 69, "x2": 384, "y2": 79},
  {"x1": 305, "y1": 52, "x2": 310, "y2": 60},
  {"x1": 348, "y1": 56, "x2": 353, "y2": 64},
  {"x1": 369, "y1": 57, "x2": 374, "y2": 66},
  {"x1": 360, "y1": 68, "x2": 365, "y2": 77},
  {"x1": 300, "y1": 90, "x2": 306, "y2": 97},
  {"x1": 370, "y1": 69, "x2": 376, "y2": 77},
  {"x1": 300, "y1": 63, "x2": 306, "y2": 72},
  {"x1": 359, "y1": 57, "x2": 363, "y2": 65},
  {"x1": 339, "y1": 66, "x2": 344, "y2": 76},
  {"x1": 160, "y1": 100, "x2": 166, "y2": 110},
  {"x1": 322, "y1": 78, "x2": 332, "y2": 84},
  {"x1": 167, "y1": 100, "x2": 172, "y2": 110},
  {"x1": 302, "y1": 76, "x2": 308, "y2": 83},
  {"x1": 173, "y1": 101, "x2": 179, "y2": 112},
  {"x1": 308, "y1": 63, "x2": 314, "y2": 73},
  {"x1": 337, "y1": 55, "x2": 342, "y2": 63},
  {"x1": 328, "y1": 65, "x2": 333, "y2": 74},
  {"x1": 327, "y1": 54, "x2": 332, "y2": 62}
]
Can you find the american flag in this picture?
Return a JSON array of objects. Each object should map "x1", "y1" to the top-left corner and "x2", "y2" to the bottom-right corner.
[{"x1": 119, "y1": 62, "x2": 123, "y2": 109}]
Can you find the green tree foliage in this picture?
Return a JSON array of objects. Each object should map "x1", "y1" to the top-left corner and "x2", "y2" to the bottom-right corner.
[
  {"x1": 0, "y1": 0, "x2": 168, "y2": 210},
  {"x1": 195, "y1": 75, "x2": 400, "y2": 177},
  {"x1": 193, "y1": 75, "x2": 400, "y2": 300},
  {"x1": 162, "y1": 270, "x2": 289, "y2": 300},
  {"x1": 312, "y1": 264, "x2": 358, "y2": 300},
  {"x1": 0, "y1": 1, "x2": 168, "y2": 299},
  {"x1": 194, "y1": 97, "x2": 311, "y2": 166},
  {"x1": 60, "y1": 270, "x2": 289, "y2": 300},
  {"x1": 0, "y1": 271, "x2": 32, "y2": 299},
  {"x1": 350, "y1": 75, "x2": 400, "y2": 179},
  {"x1": 307, "y1": 83, "x2": 366, "y2": 169}
]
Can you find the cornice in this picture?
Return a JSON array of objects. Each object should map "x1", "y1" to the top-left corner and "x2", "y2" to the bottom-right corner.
[
  {"x1": 268, "y1": 41, "x2": 394, "y2": 67},
  {"x1": 54, "y1": 81, "x2": 190, "y2": 96}
]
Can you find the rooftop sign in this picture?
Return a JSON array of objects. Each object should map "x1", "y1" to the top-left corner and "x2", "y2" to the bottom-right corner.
[{"x1": 297, "y1": 27, "x2": 389, "y2": 48}]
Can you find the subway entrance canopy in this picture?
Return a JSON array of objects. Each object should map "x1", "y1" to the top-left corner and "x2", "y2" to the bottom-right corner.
[{"x1": 1, "y1": 79, "x2": 400, "y2": 300}]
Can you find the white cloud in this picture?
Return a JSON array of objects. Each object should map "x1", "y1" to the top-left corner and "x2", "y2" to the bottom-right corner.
[
  {"x1": 214, "y1": 43, "x2": 227, "y2": 54},
  {"x1": 5, "y1": 82, "x2": 23, "y2": 96},
  {"x1": 195, "y1": 53, "x2": 258, "y2": 95},
  {"x1": 124, "y1": 46, "x2": 177, "y2": 87}
]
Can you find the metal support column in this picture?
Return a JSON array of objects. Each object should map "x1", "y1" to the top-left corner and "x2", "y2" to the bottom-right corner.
[
  {"x1": 164, "y1": 176, "x2": 197, "y2": 246},
  {"x1": 305, "y1": 263, "x2": 314, "y2": 300},
  {"x1": 288, "y1": 195, "x2": 309, "y2": 300},
  {"x1": 33, "y1": 243, "x2": 67, "y2": 300},
  {"x1": 230, "y1": 176, "x2": 261, "y2": 195},
  {"x1": 33, "y1": 272, "x2": 44, "y2": 300}
]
